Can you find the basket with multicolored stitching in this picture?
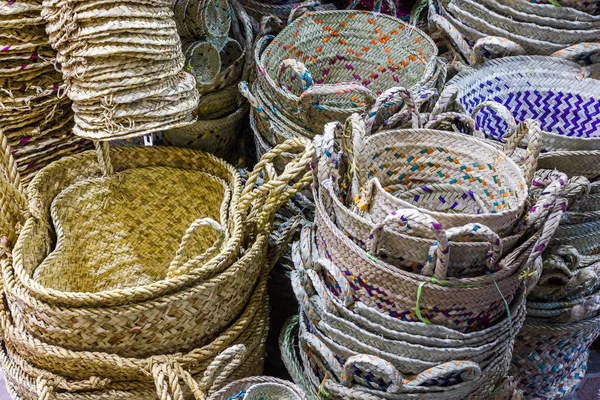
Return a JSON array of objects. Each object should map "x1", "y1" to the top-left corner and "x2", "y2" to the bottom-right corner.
[
  {"x1": 433, "y1": 56, "x2": 600, "y2": 152},
  {"x1": 247, "y1": 10, "x2": 440, "y2": 138},
  {"x1": 510, "y1": 314, "x2": 600, "y2": 399}
]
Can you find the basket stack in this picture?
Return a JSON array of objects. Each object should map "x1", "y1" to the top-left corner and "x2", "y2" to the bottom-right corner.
[
  {"x1": 431, "y1": 54, "x2": 600, "y2": 399},
  {"x1": 428, "y1": 0, "x2": 600, "y2": 64},
  {"x1": 0, "y1": 0, "x2": 91, "y2": 185},
  {"x1": 241, "y1": 10, "x2": 444, "y2": 170},
  {"x1": 0, "y1": 131, "x2": 314, "y2": 398},
  {"x1": 163, "y1": 0, "x2": 252, "y2": 162},
  {"x1": 41, "y1": 0, "x2": 199, "y2": 140},
  {"x1": 278, "y1": 112, "x2": 568, "y2": 399}
]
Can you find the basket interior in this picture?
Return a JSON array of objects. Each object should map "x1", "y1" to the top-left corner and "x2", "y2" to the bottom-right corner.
[
  {"x1": 453, "y1": 59, "x2": 600, "y2": 141},
  {"x1": 263, "y1": 11, "x2": 437, "y2": 102},
  {"x1": 32, "y1": 166, "x2": 228, "y2": 292}
]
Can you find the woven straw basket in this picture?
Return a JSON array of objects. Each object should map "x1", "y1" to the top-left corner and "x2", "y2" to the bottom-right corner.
[
  {"x1": 434, "y1": 56, "x2": 600, "y2": 152},
  {"x1": 206, "y1": 376, "x2": 308, "y2": 399},
  {"x1": 510, "y1": 315, "x2": 600, "y2": 399},
  {"x1": 0, "y1": 276, "x2": 269, "y2": 399},
  {"x1": 288, "y1": 223, "x2": 525, "y2": 395},
  {"x1": 280, "y1": 315, "x2": 519, "y2": 399},
  {"x1": 428, "y1": 0, "x2": 600, "y2": 64},
  {"x1": 250, "y1": 10, "x2": 439, "y2": 137},
  {"x1": 1, "y1": 130, "x2": 313, "y2": 357}
]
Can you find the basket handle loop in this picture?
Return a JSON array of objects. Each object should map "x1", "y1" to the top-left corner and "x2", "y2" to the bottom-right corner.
[
  {"x1": 422, "y1": 223, "x2": 503, "y2": 275},
  {"x1": 0, "y1": 129, "x2": 32, "y2": 222},
  {"x1": 424, "y1": 112, "x2": 485, "y2": 139},
  {"x1": 502, "y1": 119, "x2": 543, "y2": 187},
  {"x1": 367, "y1": 209, "x2": 450, "y2": 280},
  {"x1": 239, "y1": 81, "x2": 271, "y2": 122},
  {"x1": 313, "y1": 258, "x2": 355, "y2": 307},
  {"x1": 341, "y1": 354, "x2": 404, "y2": 392},
  {"x1": 35, "y1": 374, "x2": 111, "y2": 400},
  {"x1": 167, "y1": 218, "x2": 225, "y2": 278},
  {"x1": 299, "y1": 82, "x2": 376, "y2": 115},
  {"x1": 428, "y1": 14, "x2": 473, "y2": 64},
  {"x1": 199, "y1": 345, "x2": 248, "y2": 395},
  {"x1": 471, "y1": 101, "x2": 517, "y2": 142},
  {"x1": 230, "y1": 0, "x2": 254, "y2": 82},
  {"x1": 258, "y1": 15, "x2": 284, "y2": 38},
  {"x1": 277, "y1": 59, "x2": 315, "y2": 95},
  {"x1": 471, "y1": 37, "x2": 525, "y2": 65},
  {"x1": 239, "y1": 137, "x2": 314, "y2": 232},
  {"x1": 288, "y1": 1, "x2": 321, "y2": 25},
  {"x1": 404, "y1": 360, "x2": 482, "y2": 387},
  {"x1": 364, "y1": 87, "x2": 423, "y2": 135},
  {"x1": 300, "y1": 331, "x2": 345, "y2": 379},
  {"x1": 551, "y1": 43, "x2": 600, "y2": 63},
  {"x1": 313, "y1": 121, "x2": 344, "y2": 189}
]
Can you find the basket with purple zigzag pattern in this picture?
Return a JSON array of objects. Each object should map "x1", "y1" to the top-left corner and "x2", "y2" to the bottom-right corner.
[
  {"x1": 434, "y1": 56, "x2": 600, "y2": 152},
  {"x1": 510, "y1": 314, "x2": 600, "y2": 399}
]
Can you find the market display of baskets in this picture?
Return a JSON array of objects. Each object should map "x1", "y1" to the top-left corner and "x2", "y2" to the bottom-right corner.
[{"x1": 1, "y1": 0, "x2": 600, "y2": 399}]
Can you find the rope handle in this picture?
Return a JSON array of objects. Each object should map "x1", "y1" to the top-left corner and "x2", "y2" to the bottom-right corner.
[
  {"x1": 94, "y1": 140, "x2": 114, "y2": 177},
  {"x1": 238, "y1": 81, "x2": 271, "y2": 123},
  {"x1": 167, "y1": 218, "x2": 225, "y2": 278},
  {"x1": 421, "y1": 223, "x2": 503, "y2": 275},
  {"x1": 238, "y1": 137, "x2": 314, "y2": 232},
  {"x1": 277, "y1": 59, "x2": 314, "y2": 94},
  {"x1": 313, "y1": 122, "x2": 344, "y2": 191},
  {"x1": 525, "y1": 169, "x2": 568, "y2": 229},
  {"x1": 35, "y1": 373, "x2": 111, "y2": 400},
  {"x1": 364, "y1": 87, "x2": 421, "y2": 135},
  {"x1": 298, "y1": 82, "x2": 376, "y2": 115},
  {"x1": 470, "y1": 37, "x2": 525, "y2": 65},
  {"x1": 424, "y1": 112, "x2": 485, "y2": 139},
  {"x1": 502, "y1": 119, "x2": 542, "y2": 187},
  {"x1": 551, "y1": 42, "x2": 600, "y2": 64},
  {"x1": 428, "y1": 14, "x2": 473, "y2": 64},
  {"x1": 471, "y1": 101, "x2": 518, "y2": 143},
  {"x1": 0, "y1": 129, "x2": 29, "y2": 220},
  {"x1": 258, "y1": 15, "x2": 284, "y2": 38},
  {"x1": 287, "y1": 1, "x2": 321, "y2": 25}
]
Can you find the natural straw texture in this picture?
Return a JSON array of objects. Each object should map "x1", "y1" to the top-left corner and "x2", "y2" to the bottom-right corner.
[
  {"x1": 0, "y1": 1, "x2": 90, "y2": 185},
  {"x1": 1, "y1": 127, "x2": 314, "y2": 357},
  {"x1": 41, "y1": 0, "x2": 199, "y2": 140}
]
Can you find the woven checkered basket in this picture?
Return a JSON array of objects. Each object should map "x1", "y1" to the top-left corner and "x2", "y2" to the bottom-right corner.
[
  {"x1": 434, "y1": 56, "x2": 600, "y2": 152},
  {"x1": 251, "y1": 10, "x2": 439, "y2": 136}
]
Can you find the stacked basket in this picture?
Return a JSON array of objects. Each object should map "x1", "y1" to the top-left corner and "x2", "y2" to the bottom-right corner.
[
  {"x1": 0, "y1": 0, "x2": 90, "y2": 185},
  {"x1": 241, "y1": 10, "x2": 445, "y2": 170},
  {"x1": 164, "y1": 0, "x2": 252, "y2": 161},
  {"x1": 428, "y1": 0, "x2": 600, "y2": 64},
  {"x1": 432, "y1": 54, "x2": 600, "y2": 399},
  {"x1": 279, "y1": 112, "x2": 568, "y2": 399}
]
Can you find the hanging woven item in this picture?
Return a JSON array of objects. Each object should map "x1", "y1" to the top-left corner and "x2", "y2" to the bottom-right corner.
[{"x1": 40, "y1": 0, "x2": 200, "y2": 140}]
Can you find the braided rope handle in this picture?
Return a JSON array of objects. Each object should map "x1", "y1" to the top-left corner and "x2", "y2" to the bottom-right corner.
[
  {"x1": 167, "y1": 218, "x2": 225, "y2": 278},
  {"x1": 35, "y1": 373, "x2": 110, "y2": 400},
  {"x1": 238, "y1": 137, "x2": 314, "y2": 232},
  {"x1": 299, "y1": 82, "x2": 376, "y2": 115},
  {"x1": 424, "y1": 112, "x2": 485, "y2": 139},
  {"x1": 313, "y1": 121, "x2": 344, "y2": 190},
  {"x1": 230, "y1": 0, "x2": 254, "y2": 82},
  {"x1": 277, "y1": 59, "x2": 314, "y2": 94},
  {"x1": 470, "y1": 37, "x2": 525, "y2": 65},
  {"x1": 239, "y1": 81, "x2": 271, "y2": 122},
  {"x1": 341, "y1": 354, "x2": 404, "y2": 392},
  {"x1": 258, "y1": 15, "x2": 284, "y2": 38},
  {"x1": 287, "y1": 1, "x2": 321, "y2": 25},
  {"x1": 428, "y1": 14, "x2": 473, "y2": 63},
  {"x1": 0, "y1": 129, "x2": 29, "y2": 219},
  {"x1": 551, "y1": 43, "x2": 600, "y2": 63},
  {"x1": 364, "y1": 87, "x2": 421, "y2": 135}
]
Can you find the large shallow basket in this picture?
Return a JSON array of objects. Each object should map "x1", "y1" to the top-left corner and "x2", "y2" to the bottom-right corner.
[
  {"x1": 207, "y1": 376, "x2": 308, "y2": 399},
  {"x1": 1, "y1": 134, "x2": 313, "y2": 357},
  {"x1": 253, "y1": 10, "x2": 439, "y2": 136},
  {"x1": 435, "y1": 56, "x2": 600, "y2": 152}
]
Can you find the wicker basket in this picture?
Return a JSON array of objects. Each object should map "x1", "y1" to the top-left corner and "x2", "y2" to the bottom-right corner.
[
  {"x1": 510, "y1": 315, "x2": 600, "y2": 399},
  {"x1": 1, "y1": 133, "x2": 313, "y2": 357},
  {"x1": 434, "y1": 56, "x2": 600, "y2": 152},
  {"x1": 249, "y1": 10, "x2": 439, "y2": 136},
  {"x1": 0, "y1": 275, "x2": 269, "y2": 399}
]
